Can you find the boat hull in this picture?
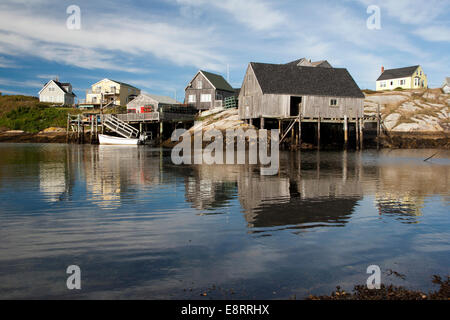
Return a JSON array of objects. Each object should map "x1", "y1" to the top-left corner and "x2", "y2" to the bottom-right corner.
[{"x1": 98, "y1": 134, "x2": 139, "y2": 145}]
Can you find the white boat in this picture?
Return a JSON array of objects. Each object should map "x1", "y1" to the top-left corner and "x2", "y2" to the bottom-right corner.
[{"x1": 98, "y1": 134, "x2": 139, "y2": 145}]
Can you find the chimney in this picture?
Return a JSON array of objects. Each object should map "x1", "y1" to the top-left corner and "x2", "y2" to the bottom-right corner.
[{"x1": 381, "y1": 66, "x2": 385, "y2": 73}]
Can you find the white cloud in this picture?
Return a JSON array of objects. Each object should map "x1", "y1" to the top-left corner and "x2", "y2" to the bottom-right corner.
[
  {"x1": 0, "y1": 77, "x2": 44, "y2": 89},
  {"x1": 414, "y1": 26, "x2": 450, "y2": 42},
  {"x1": 175, "y1": 0, "x2": 286, "y2": 31},
  {"x1": 0, "y1": 56, "x2": 17, "y2": 68},
  {"x1": 0, "y1": 5, "x2": 228, "y2": 72}
]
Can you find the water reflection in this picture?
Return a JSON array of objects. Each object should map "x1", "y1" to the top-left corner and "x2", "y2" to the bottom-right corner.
[
  {"x1": 0, "y1": 144, "x2": 448, "y2": 299},
  {"x1": 25, "y1": 146, "x2": 449, "y2": 227}
]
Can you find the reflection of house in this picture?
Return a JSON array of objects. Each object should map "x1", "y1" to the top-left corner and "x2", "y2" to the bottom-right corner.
[
  {"x1": 39, "y1": 163, "x2": 67, "y2": 202},
  {"x1": 126, "y1": 93, "x2": 179, "y2": 113},
  {"x1": 185, "y1": 70, "x2": 235, "y2": 110},
  {"x1": 82, "y1": 79, "x2": 140, "y2": 108},
  {"x1": 184, "y1": 165, "x2": 239, "y2": 210},
  {"x1": 39, "y1": 79, "x2": 76, "y2": 106},
  {"x1": 238, "y1": 172, "x2": 360, "y2": 230},
  {"x1": 375, "y1": 193, "x2": 424, "y2": 222},
  {"x1": 376, "y1": 65, "x2": 428, "y2": 91}
]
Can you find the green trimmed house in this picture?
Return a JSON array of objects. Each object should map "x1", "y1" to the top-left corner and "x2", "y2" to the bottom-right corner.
[{"x1": 184, "y1": 70, "x2": 235, "y2": 110}]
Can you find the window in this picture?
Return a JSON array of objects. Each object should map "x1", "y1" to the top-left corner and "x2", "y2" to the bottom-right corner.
[
  {"x1": 330, "y1": 99, "x2": 338, "y2": 106},
  {"x1": 188, "y1": 95, "x2": 196, "y2": 103},
  {"x1": 390, "y1": 81, "x2": 393, "y2": 86},
  {"x1": 197, "y1": 80, "x2": 203, "y2": 89},
  {"x1": 200, "y1": 94, "x2": 212, "y2": 102},
  {"x1": 399, "y1": 79, "x2": 406, "y2": 85},
  {"x1": 380, "y1": 81, "x2": 386, "y2": 88},
  {"x1": 414, "y1": 78, "x2": 419, "y2": 86}
]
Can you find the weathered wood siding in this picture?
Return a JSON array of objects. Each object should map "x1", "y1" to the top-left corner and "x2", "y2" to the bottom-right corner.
[
  {"x1": 185, "y1": 72, "x2": 215, "y2": 110},
  {"x1": 238, "y1": 64, "x2": 364, "y2": 119}
]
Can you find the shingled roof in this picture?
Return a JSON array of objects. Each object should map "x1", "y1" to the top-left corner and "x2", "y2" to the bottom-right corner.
[
  {"x1": 46, "y1": 80, "x2": 76, "y2": 96},
  {"x1": 200, "y1": 70, "x2": 235, "y2": 92},
  {"x1": 250, "y1": 62, "x2": 364, "y2": 98},
  {"x1": 377, "y1": 66, "x2": 419, "y2": 81}
]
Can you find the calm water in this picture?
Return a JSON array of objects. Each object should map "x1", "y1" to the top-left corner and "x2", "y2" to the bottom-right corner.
[{"x1": 0, "y1": 143, "x2": 449, "y2": 299}]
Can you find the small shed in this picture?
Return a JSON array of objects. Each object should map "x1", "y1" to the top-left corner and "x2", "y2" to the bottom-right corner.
[{"x1": 127, "y1": 93, "x2": 180, "y2": 113}]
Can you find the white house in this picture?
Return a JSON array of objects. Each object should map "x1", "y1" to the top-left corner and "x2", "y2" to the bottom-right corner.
[
  {"x1": 442, "y1": 77, "x2": 450, "y2": 94},
  {"x1": 39, "y1": 80, "x2": 76, "y2": 106}
]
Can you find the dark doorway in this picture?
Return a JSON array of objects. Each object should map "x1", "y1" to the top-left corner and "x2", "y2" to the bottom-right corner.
[{"x1": 290, "y1": 96, "x2": 302, "y2": 116}]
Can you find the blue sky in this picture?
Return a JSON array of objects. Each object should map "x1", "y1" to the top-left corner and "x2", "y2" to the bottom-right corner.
[{"x1": 0, "y1": 0, "x2": 449, "y2": 100}]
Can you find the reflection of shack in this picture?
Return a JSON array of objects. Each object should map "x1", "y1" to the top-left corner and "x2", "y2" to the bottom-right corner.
[
  {"x1": 81, "y1": 146, "x2": 162, "y2": 208},
  {"x1": 238, "y1": 171, "x2": 361, "y2": 230},
  {"x1": 184, "y1": 165, "x2": 239, "y2": 210},
  {"x1": 375, "y1": 193, "x2": 424, "y2": 222},
  {"x1": 39, "y1": 163, "x2": 67, "y2": 202}
]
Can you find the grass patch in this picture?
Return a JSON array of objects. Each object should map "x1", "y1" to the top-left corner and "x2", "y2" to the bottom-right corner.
[{"x1": 0, "y1": 95, "x2": 81, "y2": 133}]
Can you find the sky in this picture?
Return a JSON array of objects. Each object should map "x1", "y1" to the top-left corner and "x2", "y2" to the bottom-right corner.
[{"x1": 0, "y1": 0, "x2": 449, "y2": 101}]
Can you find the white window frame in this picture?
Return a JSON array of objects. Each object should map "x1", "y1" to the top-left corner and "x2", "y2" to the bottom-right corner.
[
  {"x1": 200, "y1": 94, "x2": 212, "y2": 102},
  {"x1": 197, "y1": 80, "x2": 203, "y2": 89},
  {"x1": 330, "y1": 99, "x2": 338, "y2": 107},
  {"x1": 188, "y1": 94, "x2": 196, "y2": 103}
]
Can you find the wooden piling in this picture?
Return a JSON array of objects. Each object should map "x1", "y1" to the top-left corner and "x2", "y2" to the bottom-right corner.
[
  {"x1": 298, "y1": 115, "x2": 302, "y2": 147},
  {"x1": 376, "y1": 104, "x2": 381, "y2": 150},
  {"x1": 359, "y1": 118, "x2": 364, "y2": 150},
  {"x1": 355, "y1": 117, "x2": 359, "y2": 150},
  {"x1": 343, "y1": 115, "x2": 348, "y2": 149},
  {"x1": 317, "y1": 117, "x2": 321, "y2": 150},
  {"x1": 260, "y1": 117, "x2": 265, "y2": 129}
]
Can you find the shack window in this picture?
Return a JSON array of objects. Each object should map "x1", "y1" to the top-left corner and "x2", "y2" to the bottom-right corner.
[
  {"x1": 188, "y1": 95, "x2": 196, "y2": 103},
  {"x1": 197, "y1": 80, "x2": 203, "y2": 89},
  {"x1": 330, "y1": 99, "x2": 338, "y2": 106},
  {"x1": 200, "y1": 94, "x2": 212, "y2": 102}
]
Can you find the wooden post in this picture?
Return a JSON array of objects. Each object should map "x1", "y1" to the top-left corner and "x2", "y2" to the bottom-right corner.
[
  {"x1": 298, "y1": 115, "x2": 302, "y2": 147},
  {"x1": 66, "y1": 115, "x2": 70, "y2": 143},
  {"x1": 260, "y1": 117, "x2": 264, "y2": 129},
  {"x1": 376, "y1": 104, "x2": 381, "y2": 150},
  {"x1": 359, "y1": 118, "x2": 364, "y2": 150},
  {"x1": 343, "y1": 115, "x2": 348, "y2": 149},
  {"x1": 159, "y1": 122, "x2": 163, "y2": 140},
  {"x1": 317, "y1": 117, "x2": 321, "y2": 150},
  {"x1": 355, "y1": 117, "x2": 359, "y2": 150},
  {"x1": 249, "y1": 118, "x2": 253, "y2": 126}
]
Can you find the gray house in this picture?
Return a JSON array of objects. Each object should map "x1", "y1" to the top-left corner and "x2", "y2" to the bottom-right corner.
[
  {"x1": 238, "y1": 59, "x2": 364, "y2": 122},
  {"x1": 39, "y1": 80, "x2": 76, "y2": 106},
  {"x1": 185, "y1": 70, "x2": 235, "y2": 110}
]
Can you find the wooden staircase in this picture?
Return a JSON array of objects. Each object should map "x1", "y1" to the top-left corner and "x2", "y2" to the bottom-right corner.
[{"x1": 102, "y1": 114, "x2": 140, "y2": 139}]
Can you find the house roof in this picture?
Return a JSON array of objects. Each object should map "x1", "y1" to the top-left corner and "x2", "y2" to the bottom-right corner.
[
  {"x1": 54, "y1": 81, "x2": 76, "y2": 96},
  {"x1": 143, "y1": 93, "x2": 179, "y2": 104},
  {"x1": 92, "y1": 78, "x2": 140, "y2": 90},
  {"x1": 250, "y1": 62, "x2": 364, "y2": 98},
  {"x1": 377, "y1": 65, "x2": 420, "y2": 81},
  {"x1": 39, "y1": 80, "x2": 76, "y2": 96},
  {"x1": 443, "y1": 77, "x2": 450, "y2": 86},
  {"x1": 285, "y1": 58, "x2": 331, "y2": 68},
  {"x1": 199, "y1": 71, "x2": 235, "y2": 92}
]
